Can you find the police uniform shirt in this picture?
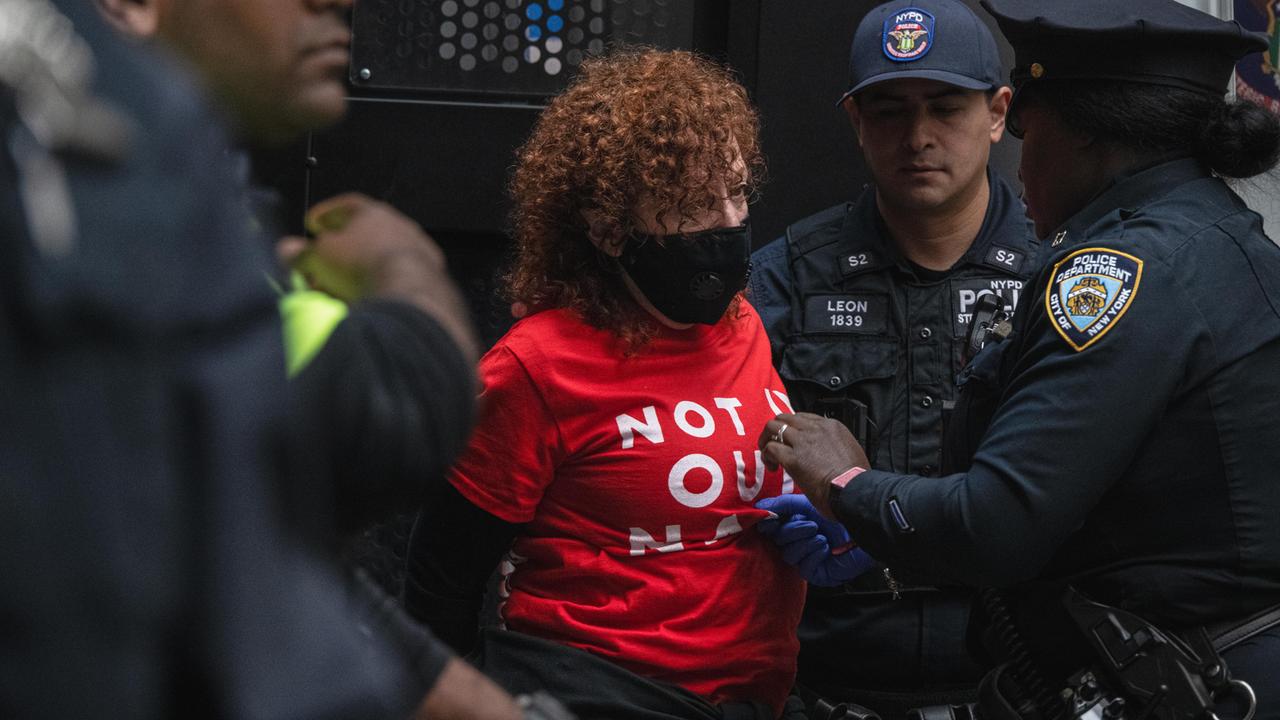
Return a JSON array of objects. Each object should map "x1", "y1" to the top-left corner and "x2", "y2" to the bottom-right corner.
[
  {"x1": 750, "y1": 169, "x2": 1038, "y2": 477},
  {"x1": 830, "y1": 157, "x2": 1280, "y2": 628}
]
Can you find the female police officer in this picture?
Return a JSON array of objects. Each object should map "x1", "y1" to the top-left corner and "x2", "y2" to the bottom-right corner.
[{"x1": 754, "y1": 0, "x2": 1280, "y2": 717}]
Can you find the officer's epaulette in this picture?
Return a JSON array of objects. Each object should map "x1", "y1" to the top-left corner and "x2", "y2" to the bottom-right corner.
[{"x1": 786, "y1": 202, "x2": 856, "y2": 255}]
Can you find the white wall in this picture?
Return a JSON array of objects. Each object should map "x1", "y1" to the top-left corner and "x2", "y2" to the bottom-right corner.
[{"x1": 1182, "y1": 0, "x2": 1230, "y2": 16}]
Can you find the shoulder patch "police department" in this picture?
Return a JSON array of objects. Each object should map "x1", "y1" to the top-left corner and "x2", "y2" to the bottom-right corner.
[{"x1": 1045, "y1": 247, "x2": 1143, "y2": 352}]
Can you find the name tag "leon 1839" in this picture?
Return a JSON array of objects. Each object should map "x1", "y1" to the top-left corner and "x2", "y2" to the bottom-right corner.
[{"x1": 803, "y1": 294, "x2": 888, "y2": 334}]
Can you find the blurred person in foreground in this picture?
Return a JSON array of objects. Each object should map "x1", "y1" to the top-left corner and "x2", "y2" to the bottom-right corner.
[
  {"x1": 1, "y1": 1, "x2": 414, "y2": 716},
  {"x1": 8, "y1": 0, "x2": 527, "y2": 717},
  {"x1": 91, "y1": 0, "x2": 483, "y2": 536}
]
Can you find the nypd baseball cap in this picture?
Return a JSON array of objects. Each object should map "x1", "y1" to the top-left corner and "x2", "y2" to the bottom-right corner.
[{"x1": 837, "y1": 0, "x2": 1004, "y2": 104}]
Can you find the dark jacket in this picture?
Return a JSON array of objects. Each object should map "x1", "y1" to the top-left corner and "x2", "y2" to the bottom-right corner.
[
  {"x1": 750, "y1": 171, "x2": 1039, "y2": 477},
  {"x1": 833, "y1": 158, "x2": 1280, "y2": 626},
  {"x1": 0, "y1": 4, "x2": 421, "y2": 715}
]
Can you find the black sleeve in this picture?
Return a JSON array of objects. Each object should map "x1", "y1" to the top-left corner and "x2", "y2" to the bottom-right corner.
[
  {"x1": 831, "y1": 250, "x2": 1191, "y2": 587},
  {"x1": 287, "y1": 298, "x2": 476, "y2": 535},
  {"x1": 403, "y1": 479, "x2": 521, "y2": 656},
  {"x1": 747, "y1": 236, "x2": 796, "y2": 366},
  {"x1": 348, "y1": 567, "x2": 455, "y2": 696}
]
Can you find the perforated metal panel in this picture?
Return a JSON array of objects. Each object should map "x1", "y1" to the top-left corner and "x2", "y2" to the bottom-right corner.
[{"x1": 350, "y1": 0, "x2": 695, "y2": 98}]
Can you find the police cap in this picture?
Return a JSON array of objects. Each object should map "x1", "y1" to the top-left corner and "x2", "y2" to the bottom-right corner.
[
  {"x1": 838, "y1": 0, "x2": 1003, "y2": 105},
  {"x1": 980, "y1": 0, "x2": 1268, "y2": 95}
]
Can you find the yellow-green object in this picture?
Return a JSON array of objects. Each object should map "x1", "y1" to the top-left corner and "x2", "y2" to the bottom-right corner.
[
  {"x1": 291, "y1": 246, "x2": 365, "y2": 302},
  {"x1": 279, "y1": 271, "x2": 349, "y2": 377}
]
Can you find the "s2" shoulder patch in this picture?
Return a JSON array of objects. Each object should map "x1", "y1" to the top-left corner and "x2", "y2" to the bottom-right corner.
[{"x1": 1045, "y1": 247, "x2": 1144, "y2": 352}]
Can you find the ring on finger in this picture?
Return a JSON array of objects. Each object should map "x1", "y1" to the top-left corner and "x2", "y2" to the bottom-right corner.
[{"x1": 772, "y1": 423, "x2": 789, "y2": 446}]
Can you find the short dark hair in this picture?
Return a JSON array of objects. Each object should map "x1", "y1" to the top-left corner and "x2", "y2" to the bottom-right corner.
[{"x1": 1021, "y1": 80, "x2": 1280, "y2": 179}]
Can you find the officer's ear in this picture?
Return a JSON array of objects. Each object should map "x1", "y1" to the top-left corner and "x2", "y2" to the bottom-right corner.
[
  {"x1": 987, "y1": 86, "x2": 1013, "y2": 143},
  {"x1": 580, "y1": 208, "x2": 625, "y2": 257},
  {"x1": 94, "y1": 0, "x2": 163, "y2": 38},
  {"x1": 842, "y1": 96, "x2": 863, "y2": 147}
]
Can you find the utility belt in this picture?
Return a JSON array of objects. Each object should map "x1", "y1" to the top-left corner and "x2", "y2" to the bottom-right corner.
[
  {"x1": 1200, "y1": 602, "x2": 1280, "y2": 655},
  {"x1": 978, "y1": 587, "x2": 1276, "y2": 720},
  {"x1": 808, "y1": 695, "x2": 979, "y2": 720},
  {"x1": 807, "y1": 566, "x2": 942, "y2": 600},
  {"x1": 806, "y1": 594, "x2": 1280, "y2": 720},
  {"x1": 800, "y1": 679, "x2": 980, "y2": 720}
]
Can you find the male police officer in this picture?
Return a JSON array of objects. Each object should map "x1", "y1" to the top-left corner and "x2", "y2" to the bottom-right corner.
[{"x1": 749, "y1": 0, "x2": 1037, "y2": 714}]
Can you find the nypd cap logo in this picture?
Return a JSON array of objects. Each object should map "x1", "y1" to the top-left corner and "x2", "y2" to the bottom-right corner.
[
  {"x1": 1045, "y1": 247, "x2": 1144, "y2": 352},
  {"x1": 884, "y1": 8, "x2": 935, "y2": 62}
]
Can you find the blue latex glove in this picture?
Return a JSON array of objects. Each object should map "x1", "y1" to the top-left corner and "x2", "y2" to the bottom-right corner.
[{"x1": 756, "y1": 494, "x2": 877, "y2": 587}]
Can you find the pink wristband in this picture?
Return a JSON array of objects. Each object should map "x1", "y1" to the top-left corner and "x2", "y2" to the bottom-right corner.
[
  {"x1": 830, "y1": 466, "x2": 867, "y2": 489},
  {"x1": 827, "y1": 467, "x2": 866, "y2": 556}
]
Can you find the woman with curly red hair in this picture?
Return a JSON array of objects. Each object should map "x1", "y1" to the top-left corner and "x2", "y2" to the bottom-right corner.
[{"x1": 405, "y1": 48, "x2": 808, "y2": 720}]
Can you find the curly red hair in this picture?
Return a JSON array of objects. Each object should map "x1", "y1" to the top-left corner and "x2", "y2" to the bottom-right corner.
[{"x1": 506, "y1": 47, "x2": 765, "y2": 348}]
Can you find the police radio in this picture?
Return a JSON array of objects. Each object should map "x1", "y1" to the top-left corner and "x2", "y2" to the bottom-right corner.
[{"x1": 965, "y1": 293, "x2": 1013, "y2": 361}]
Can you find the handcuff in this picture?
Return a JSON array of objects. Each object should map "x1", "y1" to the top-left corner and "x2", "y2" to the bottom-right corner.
[{"x1": 830, "y1": 466, "x2": 906, "y2": 599}]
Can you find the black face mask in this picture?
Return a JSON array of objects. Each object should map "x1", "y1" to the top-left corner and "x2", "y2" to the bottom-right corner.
[{"x1": 618, "y1": 222, "x2": 752, "y2": 325}]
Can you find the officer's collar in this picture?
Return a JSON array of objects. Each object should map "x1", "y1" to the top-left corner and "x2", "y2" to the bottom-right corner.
[
  {"x1": 1050, "y1": 157, "x2": 1210, "y2": 247},
  {"x1": 850, "y1": 169, "x2": 1026, "y2": 280},
  {"x1": 847, "y1": 194, "x2": 934, "y2": 280},
  {"x1": 843, "y1": 185, "x2": 891, "y2": 252},
  {"x1": 814, "y1": 189, "x2": 896, "y2": 280},
  {"x1": 859, "y1": 204, "x2": 964, "y2": 284},
  {"x1": 951, "y1": 168, "x2": 1027, "y2": 276}
]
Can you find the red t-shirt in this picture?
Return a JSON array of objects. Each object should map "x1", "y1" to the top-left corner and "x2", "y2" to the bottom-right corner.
[{"x1": 449, "y1": 303, "x2": 806, "y2": 714}]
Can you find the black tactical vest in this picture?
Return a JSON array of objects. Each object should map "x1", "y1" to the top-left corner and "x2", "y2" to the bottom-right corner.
[{"x1": 778, "y1": 173, "x2": 1038, "y2": 476}]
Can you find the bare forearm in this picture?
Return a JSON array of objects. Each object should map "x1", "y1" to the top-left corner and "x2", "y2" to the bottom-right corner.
[{"x1": 414, "y1": 658, "x2": 522, "y2": 720}]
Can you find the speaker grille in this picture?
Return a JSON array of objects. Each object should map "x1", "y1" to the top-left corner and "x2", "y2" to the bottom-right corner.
[{"x1": 350, "y1": 0, "x2": 694, "y2": 98}]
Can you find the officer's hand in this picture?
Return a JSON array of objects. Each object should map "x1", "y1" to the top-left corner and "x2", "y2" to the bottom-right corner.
[
  {"x1": 277, "y1": 193, "x2": 478, "y2": 364},
  {"x1": 757, "y1": 495, "x2": 875, "y2": 586},
  {"x1": 758, "y1": 413, "x2": 869, "y2": 519}
]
